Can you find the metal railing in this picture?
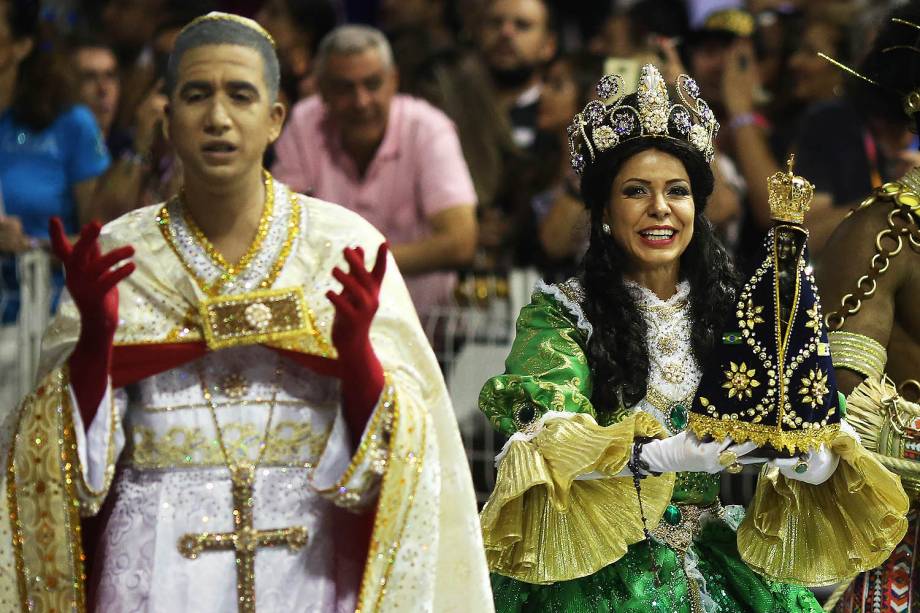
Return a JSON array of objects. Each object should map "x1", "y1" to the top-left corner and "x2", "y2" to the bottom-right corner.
[{"x1": 1, "y1": 249, "x2": 52, "y2": 414}]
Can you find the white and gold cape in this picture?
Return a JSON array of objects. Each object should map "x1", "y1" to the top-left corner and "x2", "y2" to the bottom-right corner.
[{"x1": 0, "y1": 176, "x2": 492, "y2": 612}]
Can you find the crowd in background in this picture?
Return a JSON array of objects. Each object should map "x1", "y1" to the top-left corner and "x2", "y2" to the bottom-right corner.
[{"x1": 0, "y1": 0, "x2": 915, "y2": 334}]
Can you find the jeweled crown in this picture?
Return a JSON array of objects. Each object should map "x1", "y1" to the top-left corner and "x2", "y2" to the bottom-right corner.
[
  {"x1": 567, "y1": 64, "x2": 719, "y2": 175},
  {"x1": 768, "y1": 155, "x2": 814, "y2": 224}
]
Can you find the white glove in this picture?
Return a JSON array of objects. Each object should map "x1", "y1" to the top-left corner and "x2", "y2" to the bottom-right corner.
[
  {"x1": 770, "y1": 445, "x2": 839, "y2": 485},
  {"x1": 639, "y1": 431, "x2": 759, "y2": 474}
]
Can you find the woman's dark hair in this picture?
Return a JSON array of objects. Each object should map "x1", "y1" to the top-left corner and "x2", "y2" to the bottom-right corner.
[
  {"x1": 579, "y1": 135, "x2": 742, "y2": 414},
  {"x1": 6, "y1": 0, "x2": 76, "y2": 132}
]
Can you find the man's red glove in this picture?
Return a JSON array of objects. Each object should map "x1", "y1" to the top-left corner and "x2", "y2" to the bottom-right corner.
[
  {"x1": 49, "y1": 218, "x2": 135, "y2": 428},
  {"x1": 325, "y1": 243, "x2": 387, "y2": 439}
]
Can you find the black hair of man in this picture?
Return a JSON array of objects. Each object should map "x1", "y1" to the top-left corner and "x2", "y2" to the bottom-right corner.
[
  {"x1": 165, "y1": 16, "x2": 282, "y2": 103},
  {"x1": 153, "y1": 0, "x2": 220, "y2": 41},
  {"x1": 285, "y1": 0, "x2": 338, "y2": 55},
  {"x1": 5, "y1": 0, "x2": 38, "y2": 39},
  {"x1": 68, "y1": 27, "x2": 116, "y2": 54},
  {"x1": 846, "y1": 0, "x2": 920, "y2": 130}
]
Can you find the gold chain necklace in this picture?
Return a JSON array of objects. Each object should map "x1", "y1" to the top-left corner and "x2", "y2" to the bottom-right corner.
[
  {"x1": 197, "y1": 359, "x2": 282, "y2": 468},
  {"x1": 825, "y1": 189, "x2": 920, "y2": 331},
  {"x1": 178, "y1": 358, "x2": 309, "y2": 613}
]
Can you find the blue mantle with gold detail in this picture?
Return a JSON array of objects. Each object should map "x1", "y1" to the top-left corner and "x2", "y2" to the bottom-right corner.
[{"x1": 688, "y1": 227, "x2": 841, "y2": 453}]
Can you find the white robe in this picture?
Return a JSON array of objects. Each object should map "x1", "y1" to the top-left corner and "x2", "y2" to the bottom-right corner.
[
  {"x1": 77, "y1": 345, "x2": 379, "y2": 612},
  {"x1": 0, "y1": 178, "x2": 492, "y2": 613}
]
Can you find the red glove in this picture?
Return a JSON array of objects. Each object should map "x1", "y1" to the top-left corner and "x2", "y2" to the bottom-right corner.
[
  {"x1": 49, "y1": 218, "x2": 135, "y2": 428},
  {"x1": 325, "y1": 243, "x2": 387, "y2": 439}
]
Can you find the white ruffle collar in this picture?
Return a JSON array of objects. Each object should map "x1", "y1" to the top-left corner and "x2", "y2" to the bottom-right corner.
[{"x1": 624, "y1": 279, "x2": 691, "y2": 310}]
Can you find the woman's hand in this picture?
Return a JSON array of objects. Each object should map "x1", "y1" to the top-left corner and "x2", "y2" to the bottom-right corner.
[
  {"x1": 770, "y1": 446, "x2": 839, "y2": 485},
  {"x1": 722, "y1": 40, "x2": 759, "y2": 118},
  {"x1": 640, "y1": 430, "x2": 759, "y2": 474}
]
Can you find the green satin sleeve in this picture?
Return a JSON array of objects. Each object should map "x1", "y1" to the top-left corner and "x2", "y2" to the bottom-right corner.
[{"x1": 479, "y1": 289, "x2": 595, "y2": 436}]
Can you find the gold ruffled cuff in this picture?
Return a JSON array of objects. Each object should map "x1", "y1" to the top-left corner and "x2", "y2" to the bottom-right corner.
[
  {"x1": 480, "y1": 411, "x2": 676, "y2": 584},
  {"x1": 737, "y1": 431, "x2": 909, "y2": 586},
  {"x1": 843, "y1": 376, "x2": 920, "y2": 497}
]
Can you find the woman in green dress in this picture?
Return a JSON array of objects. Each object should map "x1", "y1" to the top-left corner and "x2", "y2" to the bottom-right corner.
[{"x1": 478, "y1": 64, "x2": 907, "y2": 612}]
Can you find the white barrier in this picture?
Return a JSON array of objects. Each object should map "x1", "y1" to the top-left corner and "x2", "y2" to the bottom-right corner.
[
  {"x1": 0, "y1": 249, "x2": 52, "y2": 415},
  {"x1": 424, "y1": 269, "x2": 539, "y2": 504}
]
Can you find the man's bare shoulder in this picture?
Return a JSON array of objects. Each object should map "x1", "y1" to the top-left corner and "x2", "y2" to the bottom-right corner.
[{"x1": 816, "y1": 200, "x2": 910, "y2": 305}]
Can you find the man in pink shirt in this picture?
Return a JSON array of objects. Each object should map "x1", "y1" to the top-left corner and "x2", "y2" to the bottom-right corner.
[{"x1": 272, "y1": 24, "x2": 478, "y2": 319}]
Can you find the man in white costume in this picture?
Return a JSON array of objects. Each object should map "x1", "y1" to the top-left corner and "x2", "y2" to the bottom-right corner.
[{"x1": 0, "y1": 12, "x2": 492, "y2": 613}]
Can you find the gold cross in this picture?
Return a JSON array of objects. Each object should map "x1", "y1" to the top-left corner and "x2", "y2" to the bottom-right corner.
[{"x1": 177, "y1": 463, "x2": 308, "y2": 613}]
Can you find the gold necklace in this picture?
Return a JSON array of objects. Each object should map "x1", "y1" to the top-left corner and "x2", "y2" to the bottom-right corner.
[{"x1": 178, "y1": 358, "x2": 309, "y2": 613}]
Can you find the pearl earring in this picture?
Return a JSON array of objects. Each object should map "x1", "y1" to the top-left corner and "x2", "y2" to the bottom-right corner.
[{"x1": 602, "y1": 223, "x2": 611, "y2": 235}]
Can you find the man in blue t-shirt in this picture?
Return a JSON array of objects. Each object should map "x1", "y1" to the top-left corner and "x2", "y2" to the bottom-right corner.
[{"x1": 0, "y1": 103, "x2": 111, "y2": 322}]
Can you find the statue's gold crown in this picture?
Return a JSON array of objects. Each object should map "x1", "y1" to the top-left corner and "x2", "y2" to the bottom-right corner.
[
  {"x1": 567, "y1": 64, "x2": 719, "y2": 174},
  {"x1": 768, "y1": 155, "x2": 814, "y2": 224}
]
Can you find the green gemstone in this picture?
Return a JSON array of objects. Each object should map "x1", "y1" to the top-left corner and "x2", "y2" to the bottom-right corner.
[
  {"x1": 663, "y1": 504, "x2": 682, "y2": 526},
  {"x1": 669, "y1": 404, "x2": 688, "y2": 430},
  {"x1": 794, "y1": 462, "x2": 808, "y2": 474}
]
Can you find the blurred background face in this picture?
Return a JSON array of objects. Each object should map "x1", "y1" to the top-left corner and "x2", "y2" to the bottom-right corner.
[
  {"x1": 537, "y1": 59, "x2": 580, "y2": 132},
  {"x1": 789, "y1": 22, "x2": 844, "y2": 104},
  {"x1": 256, "y1": 0, "x2": 298, "y2": 53},
  {"x1": 0, "y1": 1, "x2": 28, "y2": 77},
  {"x1": 688, "y1": 39, "x2": 732, "y2": 106},
  {"x1": 319, "y1": 48, "x2": 397, "y2": 151},
  {"x1": 379, "y1": 0, "x2": 439, "y2": 31},
  {"x1": 479, "y1": 0, "x2": 554, "y2": 75},
  {"x1": 76, "y1": 47, "x2": 120, "y2": 135},
  {"x1": 102, "y1": 0, "x2": 163, "y2": 51}
]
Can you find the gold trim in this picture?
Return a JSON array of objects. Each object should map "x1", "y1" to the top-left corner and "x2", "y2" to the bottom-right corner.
[
  {"x1": 140, "y1": 398, "x2": 324, "y2": 413},
  {"x1": 318, "y1": 379, "x2": 396, "y2": 497},
  {"x1": 157, "y1": 171, "x2": 301, "y2": 297},
  {"x1": 354, "y1": 379, "x2": 415, "y2": 612},
  {"x1": 181, "y1": 170, "x2": 275, "y2": 279},
  {"x1": 687, "y1": 412, "x2": 840, "y2": 452},
  {"x1": 829, "y1": 331, "x2": 887, "y2": 380},
  {"x1": 773, "y1": 231, "x2": 804, "y2": 435},
  {"x1": 198, "y1": 286, "x2": 319, "y2": 350},
  {"x1": 157, "y1": 203, "x2": 213, "y2": 294},
  {"x1": 9, "y1": 369, "x2": 91, "y2": 611},
  {"x1": 6, "y1": 444, "x2": 27, "y2": 611},
  {"x1": 817, "y1": 52, "x2": 880, "y2": 87},
  {"x1": 260, "y1": 193, "x2": 301, "y2": 290},
  {"x1": 374, "y1": 392, "x2": 425, "y2": 612}
]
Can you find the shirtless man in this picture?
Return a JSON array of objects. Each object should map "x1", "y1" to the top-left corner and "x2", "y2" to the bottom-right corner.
[{"x1": 816, "y1": 4, "x2": 920, "y2": 610}]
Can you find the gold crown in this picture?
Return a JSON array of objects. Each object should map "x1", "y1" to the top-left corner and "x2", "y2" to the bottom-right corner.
[
  {"x1": 181, "y1": 12, "x2": 276, "y2": 48},
  {"x1": 768, "y1": 155, "x2": 814, "y2": 224},
  {"x1": 567, "y1": 64, "x2": 719, "y2": 174}
]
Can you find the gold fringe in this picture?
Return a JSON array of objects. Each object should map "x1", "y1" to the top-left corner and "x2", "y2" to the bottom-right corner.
[
  {"x1": 737, "y1": 431, "x2": 909, "y2": 586},
  {"x1": 843, "y1": 377, "x2": 892, "y2": 452},
  {"x1": 687, "y1": 412, "x2": 839, "y2": 454},
  {"x1": 845, "y1": 377, "x2": 920, "y2": 497},
  {"x1": 481, "y1": 412, "x2": 675, "y2": 584}
]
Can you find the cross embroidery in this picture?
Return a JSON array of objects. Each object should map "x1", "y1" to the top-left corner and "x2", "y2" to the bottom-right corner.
[{"x1": 178, "y1": 464, "x2": 308, "y2": 613}]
